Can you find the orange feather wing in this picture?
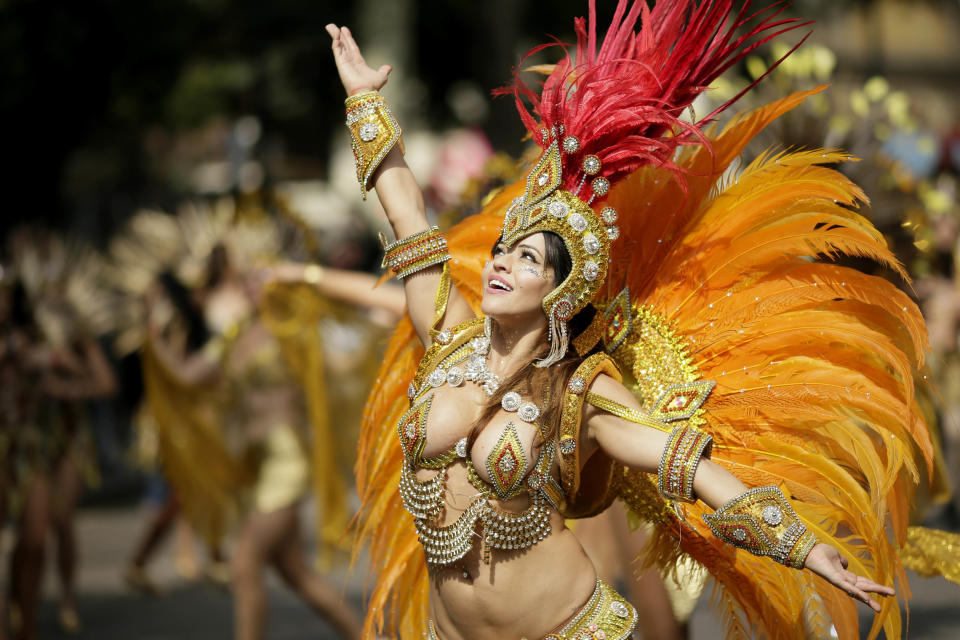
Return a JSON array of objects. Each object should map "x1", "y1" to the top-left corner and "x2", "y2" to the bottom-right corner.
[{"x1": 607, "y1": 91, "x2": 931, "y2": 640}]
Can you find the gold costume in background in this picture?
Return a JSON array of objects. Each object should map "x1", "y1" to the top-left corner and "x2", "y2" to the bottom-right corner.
[
  {"x1": 260, "y1": 281, "x2": 349, "y2": 565},
  {"x1": 141, "y1": 340, "x2": 243, "y2": 546},
  {"x1": 900, "y1": 526, "x2": 960, "y2": 585}
]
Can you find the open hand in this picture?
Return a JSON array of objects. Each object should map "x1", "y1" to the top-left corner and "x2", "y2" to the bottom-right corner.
[
  {"x1": 325, "y1": 23, "x2": 392, "y2": 96},
  {"x1": 803, "y1": 543, "x2": 895, "y2": 612}
]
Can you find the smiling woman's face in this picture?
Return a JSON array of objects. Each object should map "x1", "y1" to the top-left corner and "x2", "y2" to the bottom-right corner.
[{"x1": 480, "y1": 232, "x2": 558, "y2": 322}]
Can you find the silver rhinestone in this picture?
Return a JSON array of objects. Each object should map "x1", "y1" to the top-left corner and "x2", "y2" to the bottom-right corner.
[
  {"x1": 447, "y1": 367, "x2": 464, "y2": 386},
  {"x1": 501, "y1": 391, "x2": 522, "y2": 412},
  {"x1": 567, "y1": 212, "x2": 588, "y2": 232},
  {"x1": 601, "y1": 207, "x2": 617, "y2": 224},
  {"x1": 518, "y1": 402, "x2": 540, "y2": 422},
  {"x1": 548, "y1": 199, "x2": 569, "y2": 218},
  {"x1": 407, "y1": 383, "x2": 416, "y2": 399},
  {"x1": 435, "y1": 329, "x2": 452, "y2": 344},
  {"x1": 610, "y1": 601, "x2": 630, "y2": 618},
  {"x1": 733, "y1": 529, "x2": 748, "y2": 541},
  {"x1": 762, "y1": 505, "x2": 783, "y2": 526},
  {"x1": 583, "y1": 261, "x2": 599, "y2": 282},
  {"x1": 606, "y1": 225, "x2": 620, "y2": 240},
  {"x1": 582, "y1": 154, "x2": 601, "y2": 175},
  {"x1": 562, "y1": 135, "x2": 581, "y2": 153},
  {"x1": 470, "y1": 336, "x2": 490, "y2": 354},
  {"x1": 358, "y1": 121, "x2": 379, "y2": 142},
  {"x1": 592, "y1": 176, "x2": 610, "y2": 196},
  {"x1": 428, "y1": 369, "x2": 446, "y2": 388},
  {"x1": 582, "y1": 233, "x2": 600, "y2": 255},
  {"x1": 568, "y1": 377, "x2": 586, "y2": 393},
  {"x1": 537, "y1": 172, "x2": 549, "y2": 186}
]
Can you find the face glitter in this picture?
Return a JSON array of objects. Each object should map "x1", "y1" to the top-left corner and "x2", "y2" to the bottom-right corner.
[{"x1": 520, "y1": 265, "x2": 549, "y2": 279}]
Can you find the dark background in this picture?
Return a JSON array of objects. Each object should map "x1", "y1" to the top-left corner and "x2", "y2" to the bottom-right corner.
[{"x1": 8, "y1": 0, "x2": 955, "y2": 242}]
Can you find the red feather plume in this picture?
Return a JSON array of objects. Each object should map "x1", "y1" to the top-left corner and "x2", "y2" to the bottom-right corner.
[{"x1": 495, "y1": 0, "x2": 809, "y2": 192}]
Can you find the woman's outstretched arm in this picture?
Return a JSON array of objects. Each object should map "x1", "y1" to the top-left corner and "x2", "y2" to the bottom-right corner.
[
  {"x1": 583, "y1": 374, "x2": 895, "y2": 612},
  {"x1": 265, "y1": 262, "x2": 406, "y2": 320},
  {"x1": 326, "y1": 24, "x2": 473, "y2": 344}
]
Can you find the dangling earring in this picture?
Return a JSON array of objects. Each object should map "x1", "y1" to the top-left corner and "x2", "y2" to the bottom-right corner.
[{"x1": 536, "y1": 299, "x2": 572, "y2": 367}]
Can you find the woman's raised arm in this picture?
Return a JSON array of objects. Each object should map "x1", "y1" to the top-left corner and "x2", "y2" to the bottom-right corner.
[
  {"x1": 582, "y1": 374, "x2": 895, "y2": 612},
  {"x1": 326, "y1": 24, "x2": 473, "y2": 344}
]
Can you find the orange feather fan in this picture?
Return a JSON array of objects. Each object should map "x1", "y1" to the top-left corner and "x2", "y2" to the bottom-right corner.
[{"x1": 603, "y1": 87, "x2": 931, "y2": 640}]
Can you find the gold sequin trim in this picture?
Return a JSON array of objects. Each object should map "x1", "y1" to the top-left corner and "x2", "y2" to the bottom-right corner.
[
  {"x1": 424, "y1": 579, "x2": 637, "y2": 640},
  {"x1": 584, "y1": 392, "x2": 670, "y2": 432},
  {"x1": 558, "y1": 354, "x2": 621, "y2": 497}
]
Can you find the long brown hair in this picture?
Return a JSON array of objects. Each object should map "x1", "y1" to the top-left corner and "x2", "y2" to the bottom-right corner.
[{"x1": 470, "y1": 232, "x2": 598, "y2": 447}]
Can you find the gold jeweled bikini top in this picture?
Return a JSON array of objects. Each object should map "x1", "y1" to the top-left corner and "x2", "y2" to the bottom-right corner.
[
  {"x1": 396, "y1": 316, "x2": 567, "y2": 566},
  {"x1": 397, "y1": 266, "x2": 660, "y2": 564}
]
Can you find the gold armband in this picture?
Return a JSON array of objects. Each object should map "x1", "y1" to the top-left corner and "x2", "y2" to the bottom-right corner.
[
  {"x1": 381, "y1": 226, "x2": 451, "y2": 279},
  {"x1": 345, "y1": 90, "x2": 404, "y2": 199},
  {"x1": 657, "y1": 425, "x2": 712, "y2": 503},
  {"x1": 703, "y1": 486, "x2": 818, "y2": 569},
  {"x1": 584, "y1": 392, "x2": 671, "y2": 433}
]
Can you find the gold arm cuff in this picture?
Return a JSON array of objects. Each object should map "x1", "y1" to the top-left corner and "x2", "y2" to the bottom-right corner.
[
  {"x1": 381, "y1": 226, "x2": 451, "y2": 280},
  {"x1": 584, "y1": 392, "x2": 671, "y2": 432},
  {"x1": 703, "y1": 486, "x2": 818, "y2": 569},
  {"x1": 657, "y1": 425, "x2": 712, "y2": 503},
  {"x1": 345, "y1": 90, "x2": 404, "y2": 199}
]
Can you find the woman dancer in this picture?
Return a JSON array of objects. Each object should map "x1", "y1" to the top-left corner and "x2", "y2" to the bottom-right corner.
[
  {"x1": 125, "y1": 271, "x2": 228, "y2": 593},
  {"x1": 330, "y1": 2, "x2": 957, "y2": 638},
  {"x1": 40, "y1": 336, "x2": 117, "y2": 634},
  {"x1": 4, "y1": 232, "x2": 117, "y2": 640},
  {"x1": 0, "y1": 280, "x2": 46, "y2": 640},
  {"x1": 146, "y1": 242, "x2": 363, "y2": 640}
]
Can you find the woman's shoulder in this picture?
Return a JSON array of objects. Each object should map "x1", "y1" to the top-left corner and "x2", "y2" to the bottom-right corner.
[
  {"x1": 562, "y1": 352, "x2": 621, "y2": 394},
  {"x1": 587, "y1": 371, "x2": 635, "y2": 406},
  {"x1": 409, "y1": 316, "x2": 485, "y2": 393}
]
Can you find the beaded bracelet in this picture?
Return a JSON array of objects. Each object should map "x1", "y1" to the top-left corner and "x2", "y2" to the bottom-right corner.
[
  {"x1": 345, "y1": 90, "x2": 404, "y2": 199},
  {"x1": 703, "y1": 486, "x2": 819, "y2": 569},
  {"x1": 381, "y1": 226, "x2": 451, "y2": 279},
  {"x1": 657, "y1": 425, "x2": 713, "y2": 503}
]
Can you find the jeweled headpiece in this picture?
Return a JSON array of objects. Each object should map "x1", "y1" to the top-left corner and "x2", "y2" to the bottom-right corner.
[{"x1": 497, "y1": 0, "x2": 804, "y2": 365}]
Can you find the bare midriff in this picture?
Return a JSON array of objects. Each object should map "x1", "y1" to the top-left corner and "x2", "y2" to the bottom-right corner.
[{"x1": 419, "y1": 464, "x2": 599, "y2": 640}]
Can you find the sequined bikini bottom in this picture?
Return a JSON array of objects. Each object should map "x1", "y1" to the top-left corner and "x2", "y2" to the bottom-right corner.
[{"x1": 427, "y1": 578, "x2": 637, "y2": 640}]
